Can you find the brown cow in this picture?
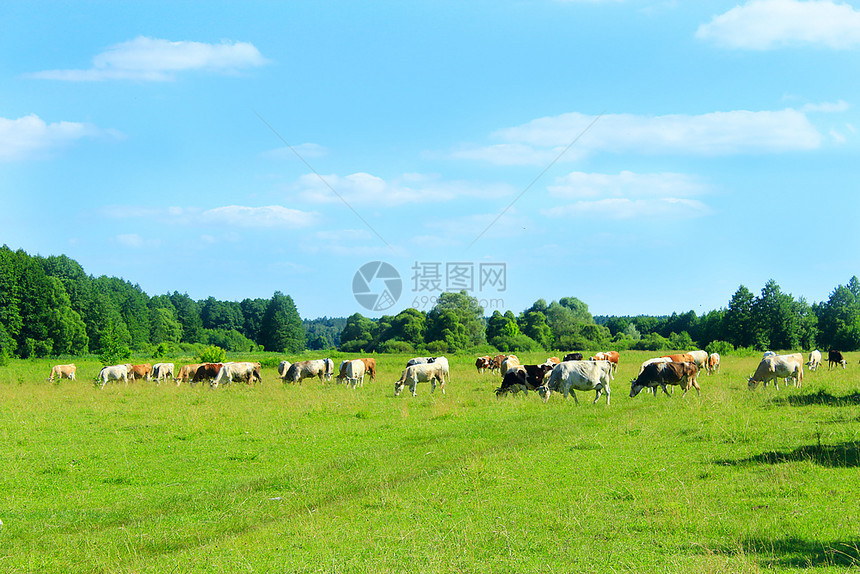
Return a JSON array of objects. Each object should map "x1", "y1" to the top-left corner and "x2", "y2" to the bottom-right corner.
[
  {"x1": 475, "y1": 356, "x2": 491, "y2": 374},
  {"x1": 192, "y1": 363, "x2": 223, "y2": 383},
  {"x1": 126, "y1": 363, "x2": 152, "y2": 381},
  {"x1": 47, "y1": 363, "x2": 76, "y2": 382},
  {"x1": 359, "y1": 357, "x2": 377, "y2": 380},
  {"x1": 661, "y1": 353, "x2": 695, "y2": 364},
  {"x1": 176, "y1": 363, "x2": 203, "y2": 384}
]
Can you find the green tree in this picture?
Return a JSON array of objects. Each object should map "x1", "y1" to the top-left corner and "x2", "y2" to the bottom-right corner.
[
  {"x1": 426, "y1": 291, "x2": 486, "y2": 348},
  {"x1": 724, "y1": 285, "x2": 755, "y2": 348},
  {"x1": 519, "y1": 310, "x2": 552, "y2": 350},
  {"x1": 751, "y1": 279, "x2": 799, "y2": 350},
  {"x1": 259, "y1": 291, "x2": 305, "y2": 353}
]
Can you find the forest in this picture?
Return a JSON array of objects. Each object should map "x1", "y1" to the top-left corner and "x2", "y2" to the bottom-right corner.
[{"x1": 2, "y1": 245, "x2": 860, "y2": 360}]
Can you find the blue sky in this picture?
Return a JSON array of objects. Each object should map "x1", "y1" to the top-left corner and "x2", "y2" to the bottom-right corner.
[{"x1": 2, "y1": 0, "x2": 859, "y2": 320}]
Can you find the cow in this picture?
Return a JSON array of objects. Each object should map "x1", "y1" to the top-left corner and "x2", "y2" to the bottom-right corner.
[
  {"x1": 394, "y1": 363, "x2": 447, "y2": 397},
  {"x1": 563, "y1": 352, "x2": 584, "y2": 362},
  {"x1": 661, "y1": 353, "x2": 695, "y2": 364},
  {"x1": 407, "y1": 356, "x2": 435, "y2": 367},
  {"x1": 277, "y1": 360, "x2": 292, "y2": 380},
  {"x1": 630, "y1": 361, "x2": 700, "y2": 397},
  {"x1": 176, "y1": 363, "x2": 203, "y2": 385},
  {"x1": 686, "y1": 350, "x2": 709, "y2": 373},
  {"x1": 545, "y1": 356, "x2": 561, "y2": 365},
  {"x1": 536, "y1": 360, "x2": 612, "y2": 404},
  {"x1": 151, "y1": 362, "x2": 175, "y2": 384},
  {"x1": 501, "y1": 356, "x2": 520, "y2": 375},
  {"x1": 475, "y1": 356, "x2": 491, "y2": 374},
  {"x1": 763, "y1": 351, "x2": 777, "y2": 358},
  {"x1": 637, "y1": 357, "x2": 671, "y2": 376},
  {"x1": 97, "y1": 364, "x2": 129, "y2": 389},
  {"x1": 47, "y1": 363, "x2": 76, "y2": 382},
  {"x1": 828, "y1": 349, "x2": 847, "y2": 369},
  {"x1": 592, "y1": 351, "x2": 619, "y2": 375},
  {"x1": 748, "y1": 355, "x2": 803, "y2": 390},
  {"x1": 359, "y1": 357, "x2": 377, "y2": 380},
  {"x1": 806, "y1": 350, "x2": 821, "y2": 371},
  {"x1": 490, "y1": 354, "x2": 506, "y2": 374},
  {"x1": 707, "y1": 353, "x2": 721, "y2": 375},
  {"x1": 341, "y1": 359, "x2": 367, "y2": 389},
  {"x1": 323, "y1": 358, "x2": 335, "y2": 381},
  {"x1": 495, "y1": 363, "x2": 554, "y2": 397},
  {"x1": 284, "y1": 359, "x2": 329, "y2": 384},
  {"x1": 192, "y1": 363, "x2": 223, "y2": 384},
  {"x1": 211, "y1": 362, "x2": 262, "y2": 387},
  {"x1": 126, "y1": 363, "x2": 152, "y2": 382}
]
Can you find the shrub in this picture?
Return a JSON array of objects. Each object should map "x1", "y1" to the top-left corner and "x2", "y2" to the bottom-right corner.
[
  {"x1": 378, "y1": 340, "x2": 414, "y2": 354},
  {"x1": 197, "y1": 345, "x2": 227, "y2": 363},
  {"x1": 706, "y1": 340, "x2": 734, "y2": 356}
]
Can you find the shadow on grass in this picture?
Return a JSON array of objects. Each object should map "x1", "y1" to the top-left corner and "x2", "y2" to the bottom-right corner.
[
  {"x1": 691, "y1": 537, "x2": 860, "y2": 568},
  {"x1": 775, "y1": 389, "x2": 860, "y2": 407},
  {"x1": 716, "y1": 441, "x2": 860, "y2": 468}
]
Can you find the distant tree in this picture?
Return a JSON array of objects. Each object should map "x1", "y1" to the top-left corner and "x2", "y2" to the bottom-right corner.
[
  {"x1": 724, "y1": 285, "x2": 755, "y2": 348},
  {"x1": 426, "y1": 291, "x2": 486, "y2": 348},
  {"x1": 519, "y1": 310, "x2": 552, "y2": 350},
  {"x1": 339, "y1": 312, "x2": 377, "y2": 352},
  {"x1": 240, "y1": 298, "x2": 268, "y2": 342},
  {"x1": 170, "y1": 292, "x2": 203, "y2": 344},
  {"x1": 259, "y1": 291, "x2": 305, "y2": 353},
  {"x1": 751, "y1": 279, "x2": 799, "y2": 350}
]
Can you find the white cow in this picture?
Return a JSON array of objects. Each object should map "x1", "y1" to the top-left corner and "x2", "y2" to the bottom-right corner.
[
  {"x1": 394, "y1": 363, "x2": 447, "y2": 397},
  {"x1": 97, "y1": 364, "x2": 129, "y2": 389},
  {"x1": 687, "y1": 350, "x2": 709, "y2": 373},
  {"x1": 323, "y1": 358, "x2": 335, "y2": 381},
  {"x1": 284, "y1": 360, "x2": 329, "y2": 384},
  {"x1": 212, "y1": 362, "x2": 262, "y2": 387},
  {"x1": 707, "y1": 353, "x2": 721, "y2": 375},
  {"x1": 748, "y1": 355, "x2": 803, "y2": 390},
  {"x1": 501, "y1": 356, "x2": 520, "y2": 375},
  {"x1": 152, "y1": 362, "x2": 175, "y2": 384},
  {"x1": 537, "y1": 360, "x2": 612, "y2": 405},
  {"x1": 762, "y1": 351, "x2": 777, "y2": 359},
  {"x1": 277, "y1": 360, "x2": 292, "y2": 380},
  {"x1": 343, "y1": 359, "x2": 366, "y2": 389},
  {"x1": 637, "y1": 357, "x2": 671, "y2": 377},
  {"x1": 806, "y1": 350, "x2": 822, "y2": 371}
]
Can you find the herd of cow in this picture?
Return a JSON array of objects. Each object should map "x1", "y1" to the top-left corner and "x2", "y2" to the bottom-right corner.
[{"x1": 42, "y1": 348, "x2": 849, "y2": 400}]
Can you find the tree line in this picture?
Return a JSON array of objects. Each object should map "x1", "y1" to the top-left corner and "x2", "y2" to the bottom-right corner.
[{"x1": 2, "y1": 246, "x2": 860, "y2": 360}]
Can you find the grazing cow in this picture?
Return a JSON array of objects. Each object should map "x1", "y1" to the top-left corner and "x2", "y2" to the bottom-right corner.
[
  {"x1": 278, "y1": 360, "x2": 292, "y2": 380},
  {"x1": 475, "y1": 356, "x2": 491, "y2": 374},
  {"x1": 661, "y1": 353, "x2": 695, "y2": 364},
  {"x1": 97, "y1": 364, "x2": 129, "y2": 389},
  {"x1": 489, "y1": 354, "x2": 507, "y2": 374},
  {"x1": 407, "y1": 356, "x2": 435, "y2": 367},
  {"x1": 192, "y1": 363, "x2": 223, "y2": 383},
  {"x1": 687, "y1": 350, "x2": 709, "y2": 372},
  {"x1": 152, "y1": 362, "x2": 175, "y2": 384},
  {"x1": 537, "y1": 360, "x2": 613, "y2": 404},
  {"x1": 47, "y1": 363, "x2": 76, "y2": 382},
  {"x1": 637, "y1": 357, "x2": 671, "y2": 376},
  {"x1": 563, "y1": 352, "x2": 584, "y2": 362},
  {"x1": 212, "y1": 362, "x2": 262, "y2": 387},
  {"x1": 495, "y1": 363, "x2": 554, "y2": 397},
  {"x1": 630, "y1": 361, "x2": 700, "y2": 397},
  {"x1": 590, "y1": 351, "x2": 619, "y2": 375},
  {"x1": 359, "y1": 357, "x2": 377, "y2": 380},
  {"x1": 176, "y1": 363, "x2": 203, "y2": 384},
  {"x1": 323, "y1": 358, "x2": 335, "y2": 381},
  {"x1": 284, "y1": 359, "x2": 329, "y2": 384},
  {"x1": 763, "y1": 351, "x2": 777, "y2": 358},
  {"x1": 342, "y1": 359, "x2": 367, "y2": 389},
  {"x1": 828, "y1": 349, "x2": 847, "y2": 369},
  {"x1": 501, "y1": 356, "x2": 520, "y2": 375},
  {"x1": 126, "y1": 363, "x2": 152, "y2": 382},
  {"x1": 394, "y1": 363, "x2": 447, "y2": 397},
  {"x1": 806, "y1": 350, "x2": 821, "y2": 371},
  {"x1": 545, "y1": 356, "x2": 561, "y2": 365},
  {"x1": 707, "y1": 353, "x2": 721, "y2": 375},
  {"x1": 748, "y1": 355, "x2": 803, "y2": 390}
]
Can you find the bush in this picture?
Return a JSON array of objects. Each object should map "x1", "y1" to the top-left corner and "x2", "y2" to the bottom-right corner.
[
  {"x1": 378, "y1": 340, "x2": 414, "y2": 354},
  {"x1": 706, "y1": 340, "x2": 734, "y2": 356},
  {"x1": 151, "y1": 342, "x2": 182, "y2": 359},
  {"x1": 197, "y1": 345, "x2": 227, "y2": 363},
  {"x1": 490, "y1": 333, "x2": 540, "y2": 353},
  {"x1": 425, "y1": 340, "x2": 450, "y2": 354}
]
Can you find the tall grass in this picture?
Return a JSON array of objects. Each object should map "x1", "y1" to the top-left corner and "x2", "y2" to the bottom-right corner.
[{"x1": 1, "y1": 351, "x2": 859, "y2": 572}]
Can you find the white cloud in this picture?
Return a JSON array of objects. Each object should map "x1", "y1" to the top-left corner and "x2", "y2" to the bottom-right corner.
[
  {"x1": 542, "y1": 197, "x2": 713, "y2": 220},
  {"x1": 292, "y1": 172, "x2": 514, "y2": 205},
  {"x1": 200, "y1": 205, "x2": 318, "y2": 228},
  {"x1": 454, "y1": 108, "x2": 824, "y2": 165},
  {"x1": 115, "y1": 233, "x2": 144, "y2": 248},
  {"x1": 28, "y1": 36, "x2": 269, "y2": 81},
  {"x1": 0, "y1": 114, "x2": 111, "y2": 162},
  {"x1": 300, "y1": 229, "x2": 407, "y2": 257},
  {"x1": 697, "y1": 0, "x2": 860, "y2": 49},
  {"x1": 548, "y1": 171, "x2": 708, "y2": 200}
]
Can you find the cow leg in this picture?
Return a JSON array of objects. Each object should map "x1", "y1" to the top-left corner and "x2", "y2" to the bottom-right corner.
[{"x1": 661, "y1": 384, "x2": 671, "y2": 397}]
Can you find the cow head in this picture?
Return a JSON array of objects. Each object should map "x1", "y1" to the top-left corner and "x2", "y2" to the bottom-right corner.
[
  {"x1": 536, "y1": 385, "x2": 552, "y2": 403},
  {"x1": 394, "y1": 381, "x2": 405, "y2": 396},
  {"x1": 747, "y1": 377, "x2": 758, "y2": 390},
  {"x1": 629, "y1": 380, "x2": 648, "y2": 397}
]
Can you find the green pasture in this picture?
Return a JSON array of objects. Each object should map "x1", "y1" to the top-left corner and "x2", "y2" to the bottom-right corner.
[{"x1": 2, "y1": 351, "x2": 860, "y2": 573}]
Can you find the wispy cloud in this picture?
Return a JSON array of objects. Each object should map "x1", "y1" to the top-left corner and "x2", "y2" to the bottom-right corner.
[
  {"x1": 0, "y1": 114, "x2": 115, "y2": 162},
  {"x1": 452, "y1": 108, "x2": 825, "y2": 165},
  {"x1": 28, "y1": 36, "x2": 269, "y2": 81},
  {"x1": 292, "y1": 172, "x2": 514, "y2": 205},
  {"x1": 697, "y1": 0, "x2": 860, "y2": 49},
  {"x1": 101, "y1": 204, "x2": 318, "y2": 228},
  {"x1": 542, "y1": 171, "x2": 713, "y2": 220}
]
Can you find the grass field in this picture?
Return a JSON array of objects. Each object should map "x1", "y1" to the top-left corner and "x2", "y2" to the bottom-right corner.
[{"x1": 2, "y1": 351, "x2": 860, "y2": 573}]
